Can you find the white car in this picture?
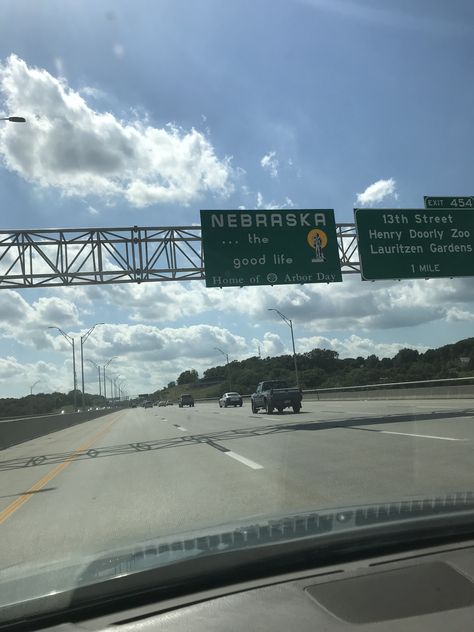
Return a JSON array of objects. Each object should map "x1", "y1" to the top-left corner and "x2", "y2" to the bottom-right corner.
[{"x1": 219, "y1": 392, "x2": 243, "y2": 408}]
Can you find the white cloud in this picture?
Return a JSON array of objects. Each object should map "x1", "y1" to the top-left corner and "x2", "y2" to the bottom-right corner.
[
  {"x1": 259, "y1": 332, "x2": 285, "y2": 356},
  {"x1": 79, "y1": 86, "x2": 106, "y2": 101},
  {"x1": 446, "y1": 307, "x2": 474, "y2": 322},
  {"x1": 356, "y1": 177, "x2": 397, "y2": 206},
  {"x1": 87, "y1": 205, "x2": 99, "y2": 215},
  {"x1": 0, "y1": 291, "x2": 81, "y2": 350},
  {"x1": 0, "y1": 356, "x2": 62, "y2": 393},
  {"x1": 256, "y1": 191, "x2": 295, "y2": 210},
  {"x1": 49, "y1": 274, "x2": 474, "y2": 335},
  {"x1": 236, "y1": 192, "x2": 295, "y2": 210},
  {"x1": 77, "y1": 323, "x2": 251, "y2": 395},
  {"x1": 88, "y1": 323, "x2": 247, "y2": 361},
  {"x1": 0, "y1": 55, "x2": 233, "y2": 208},
  {"x1": 260, "y1": 150, "x2": 279, "y2": 178},
  {"x1": 86, "y1": 282, "x2": 228, "y2": 323},
  {"x1": 296, "y1": 334, "x2": 427, "y2": 359}
]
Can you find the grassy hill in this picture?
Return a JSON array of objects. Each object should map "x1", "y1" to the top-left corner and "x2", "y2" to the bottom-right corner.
[
  {"x1": 151, "y1": 381, "x2": 227, "y2": 403},
  {"x1": 151, "y1": 337, "x2": 474, "y2": 401}
]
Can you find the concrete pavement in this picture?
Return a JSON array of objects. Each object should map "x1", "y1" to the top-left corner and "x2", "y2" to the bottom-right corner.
[{"x1": 1, "y1": 399, "x2": 473, "y2": 571}]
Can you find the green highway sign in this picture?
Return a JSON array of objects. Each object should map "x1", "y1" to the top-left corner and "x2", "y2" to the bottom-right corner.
[
  {"x1": 424, "y1": 196, "x2": 474, "y2": 209},
  {"x1": 355, "y1": 208, "x2": 474, "y2": 281},
  {"x1": 200, "y1": 209, "x2": 342, "y2": 287}
]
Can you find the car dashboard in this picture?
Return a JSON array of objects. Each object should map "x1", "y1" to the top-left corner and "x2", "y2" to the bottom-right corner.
[{"x1": 11, "y1": 537, "x2": 474, "y2": 632}]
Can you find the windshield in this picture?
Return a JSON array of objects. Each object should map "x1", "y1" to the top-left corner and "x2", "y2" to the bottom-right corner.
[{"x1": 0, "y1": 0, "x2": 474, "y2": 620}]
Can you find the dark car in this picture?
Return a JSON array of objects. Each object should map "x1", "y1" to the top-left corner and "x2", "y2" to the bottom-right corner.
[
  {"x1": 251, "y1": 380, "x2": 302, "y2": 414},
  {"x1": 219, "y1": 392, "x2": 243, "y2": 407},
  {"x1": 179, "y1": 394, "x2": 194, "y2": 407},
  {"x1": 143, "y1": 401, "x2": 153, "y2": 408}
]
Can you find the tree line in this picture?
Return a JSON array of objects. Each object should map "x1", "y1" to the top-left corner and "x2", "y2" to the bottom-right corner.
[
  {"x1": 162, "y1": 337, "x2": 474, "y2": 398},
  {"x1": 0, "y1": 391, "x2": 105, "y2": 418}
]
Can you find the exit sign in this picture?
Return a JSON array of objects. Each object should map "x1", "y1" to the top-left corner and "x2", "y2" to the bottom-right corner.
[{"x1": 424, "y1": 196, "x2": 474, "y2": 209}]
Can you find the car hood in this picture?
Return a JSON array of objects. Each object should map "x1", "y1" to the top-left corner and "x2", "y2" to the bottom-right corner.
[{"x1": 1, "y1": 492, "x2": 474, "y2": 623}]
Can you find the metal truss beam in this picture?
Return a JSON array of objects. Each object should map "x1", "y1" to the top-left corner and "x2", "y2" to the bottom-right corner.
[{"x1": 0, "y1": 224, "x2": 359, "y2": 289}]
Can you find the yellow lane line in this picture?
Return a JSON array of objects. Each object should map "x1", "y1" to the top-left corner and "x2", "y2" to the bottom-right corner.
[{"x1": 0, "y1": 411, "x2": 126, "y2": 525}]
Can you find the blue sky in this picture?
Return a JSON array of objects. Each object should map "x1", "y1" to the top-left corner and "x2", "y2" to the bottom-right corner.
[{"x1": 0, "y1": 0, "x2": 473, "y2": 397}]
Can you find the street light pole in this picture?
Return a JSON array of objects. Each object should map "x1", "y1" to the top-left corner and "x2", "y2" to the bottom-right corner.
[
  {"x1": 87, "y1": 359, "x2": 102, "y2": 397},
  {"x1": 48, "y1": 326, "x2": 78, "y2": 411},
  {"x1": 215, "y1": 347, "x2": 231, "y2": 390},
  {"x1": 118, "y1": 380, "x2": 127, "y2": 402},
  {"x1": 30, "y1": 380, "x2": 40, "y2": 396},
  {"x1": 268, "y1": 309, "x2": 299, "y2": 388},
  {"x1": 80, "y1": 323, "x2": 104, "y2": 409},
  {"x1": 114, "y1": 377, "x2": 124, "y2": 402},
  {"x1": 103, "y1": 356, "x2": 117, "y2": 404}
]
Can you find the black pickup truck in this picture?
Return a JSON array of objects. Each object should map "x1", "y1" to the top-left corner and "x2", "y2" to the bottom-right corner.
[{"x1": 250, "y1": 380, "x2": 302, "y2": 414}]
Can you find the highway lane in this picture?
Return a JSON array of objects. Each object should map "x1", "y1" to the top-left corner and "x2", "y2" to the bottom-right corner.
[{"x1": 1, "y1": 399, "x2": 473, "y2": 571}]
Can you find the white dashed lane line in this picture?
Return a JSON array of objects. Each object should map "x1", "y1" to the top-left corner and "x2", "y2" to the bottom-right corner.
[
  {"x1": 224, "y1": 451, "x2": 264, "y2": 470},
  {"x1": 380, "y1": 430, "x2": 463, "y2": 441},
  {"x1": 173, "y1": 424, "x2": 188, "y2": 432},
  {"x1": 203, "y1": 438, "x2": 264, "y2": 470}
]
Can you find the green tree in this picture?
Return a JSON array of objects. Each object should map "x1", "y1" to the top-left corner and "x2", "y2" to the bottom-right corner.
[
  {"x1": 177, "y1": 369, "x2": 199, "y2": 385},
  {"x1": 393, "y1": 348, "x2": 420, "y2": 366},
  {"x1": 299, "y1": 368, "x2": 326, "y2": 388}
]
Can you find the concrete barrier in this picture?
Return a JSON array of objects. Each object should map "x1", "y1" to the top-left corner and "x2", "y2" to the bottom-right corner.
[
  {"x1": 196, "y1": 378, "x2": 474, "y2": 404},
  {"x1": 304, "y1": 384, "x2": 474, "y2": 401},
  {"x1": 0, "y1": 408, "x2": 117, "y2": 450}
]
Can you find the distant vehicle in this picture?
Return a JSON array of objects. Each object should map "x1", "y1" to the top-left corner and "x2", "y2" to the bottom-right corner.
[
  {"x1": 143, "y1": 401, "x2": 153, "y2": 408},
  {"x1": 158, "y1": 400, "x2": 167, "y2": 407},
  {"x1": 251, "y1": 380, "x2": 302, "y2": 414},
  {"x1": 166, "y1": 400, "x2": 173, "y2": 406},
  {"x1": 179, "y1": 394, "x2": 194, "y2": 408},
  {"x1": 219, "y1": 392, "x2": 243, "y2": 408}
]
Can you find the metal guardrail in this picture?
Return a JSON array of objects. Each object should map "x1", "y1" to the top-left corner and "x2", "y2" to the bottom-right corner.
[{"x1": 302, "y1": 375, "x2": 474, "y2": 395}]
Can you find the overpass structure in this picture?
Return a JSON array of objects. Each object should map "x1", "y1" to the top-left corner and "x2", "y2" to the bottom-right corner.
[{"x1": 0, "y1": 223, "x2": 359, "y2": 289}]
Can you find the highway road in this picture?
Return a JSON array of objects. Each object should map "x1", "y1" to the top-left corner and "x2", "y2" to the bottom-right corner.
[{"x1": 1, "y1": 398, "x2": 473, "y2": 571}]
